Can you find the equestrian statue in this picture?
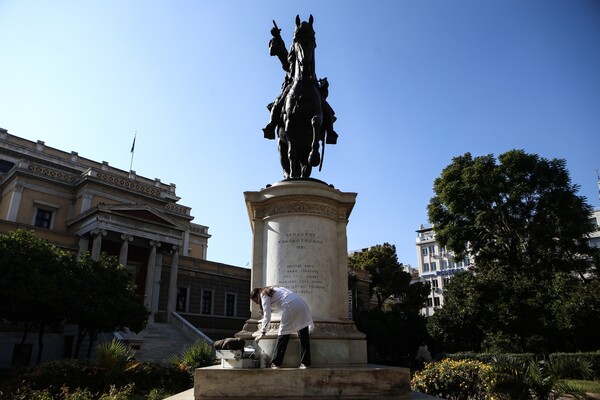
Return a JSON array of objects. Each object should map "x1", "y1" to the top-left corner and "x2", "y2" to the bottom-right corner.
[{"x1": 263, "y1": 15, "x2": 338, "y2": 179}]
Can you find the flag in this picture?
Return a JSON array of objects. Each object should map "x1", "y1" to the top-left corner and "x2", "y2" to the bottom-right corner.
[{"x1": 130, "y1": 135, "x2": 136, "y2": 153}]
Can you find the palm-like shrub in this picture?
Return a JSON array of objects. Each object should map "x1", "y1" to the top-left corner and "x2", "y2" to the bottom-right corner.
[
  {"x1": 169, "y1": 340, "x2": 215, "y2": 372},
  {"x1": 96, "y1": 339, "x2": 135, "y2": 373},
  {"x1": 491, "y1": 355, "x2": 593, "y2": 400}
]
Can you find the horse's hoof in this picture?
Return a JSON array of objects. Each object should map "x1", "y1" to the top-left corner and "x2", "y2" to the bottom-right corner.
[{"x1": 309, "y1": 152, "x2": 320, "y2": 167}]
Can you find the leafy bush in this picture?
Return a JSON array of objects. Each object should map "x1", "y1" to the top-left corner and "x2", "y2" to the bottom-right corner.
[
  {"x1": 2, "y1": 358, "x2": 191, "y2": 399},
  {"x1": 10, "y1": 360, "x2": 111, "y2": 397},
  {"x1": 169, "y1": 340, "x2": 215, "y2": 372},
  {"x1": 411, "y1": 358, "x2": 495, "y2": 400},
  {"x1": 124, "y1": 361, "x2": 192, "y2": 393}
]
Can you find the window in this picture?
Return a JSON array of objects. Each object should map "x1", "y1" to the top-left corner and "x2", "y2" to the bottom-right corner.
[
  {"x1": 201, "y1": 290, "x2": 213, "y2": 314},
  {"x1": 429, "y1": 245, "x2": 436, "y2": 255},
  {"x1": 441, "y1": 260, "x2": 447, "y2": 270},
  {"x1": 433, "y1": 297, "x2": 441, "y2": 307},
  {"x1": 443, "y1": 277, "x2": 451, "y2": 287},
  {"x1": 225, "y1": 293, "x2": 236, "y2": 317},
  {"x1": 465, "y1": 258, "x2": 471, "y2": 266},
  {"x1": 421, "y1": 247, "x2": 428, "y2": 256},
  {"x1": 426, "y1": 298, "x2": 433, "y2": 307},
  {"x1": 440, "y1": 245, "x2": 446, "y2": 253},
  {"x1": 431, "y1": 279, "x2": 439, "y2": 289},
  {"x1": 448, "y1": 260, "x2": 455, "y2": 269},
  {"x1": 34, "y1": 208, "x2": 53, "y2": 228},
  {"x1": 423, "y1": 262, "x2": 429, "y2": 272},
  {"x1": 430, "y1": 261, "x2": 437, "y2": 271},
  {"x1": 176, "y1": 287, "x2": 189, "y2": 312}
]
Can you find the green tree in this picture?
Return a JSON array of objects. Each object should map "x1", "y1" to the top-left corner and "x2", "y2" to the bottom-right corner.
[
  {"x1": 0, "y1": 229, "x2": 72, "y2": 364},
  {"x1": 68, "y1": 253, "x2": 149, "y2": 358},
  {"x1": 348, "y1": 243, "x2": 412, "y2": 310},
  {"x1": 348, "y1": 243, "x2": 430, "y2": 365},
  {"x1": 427, "y1": 150, "x2": 600, "y2": 352}
]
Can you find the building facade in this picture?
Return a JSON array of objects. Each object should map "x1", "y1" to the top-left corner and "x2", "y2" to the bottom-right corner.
[
  {"x1": 0, "y1": 128, "x2": 251, "y2": 366},
  {"x1": 415, "y1": 225, "x2": 473, "y2": 316}
]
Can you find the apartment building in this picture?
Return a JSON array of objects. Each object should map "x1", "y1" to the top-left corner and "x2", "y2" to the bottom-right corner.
[{"x1": 415, "y1": 225, "x2": 473, "y2": 316}]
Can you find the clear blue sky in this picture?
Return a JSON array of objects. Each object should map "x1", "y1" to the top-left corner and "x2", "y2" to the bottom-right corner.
[{"x1": 1, "y1": 1, "x2": 599, "y2": 268}]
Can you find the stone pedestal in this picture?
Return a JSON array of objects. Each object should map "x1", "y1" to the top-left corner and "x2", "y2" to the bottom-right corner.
[
  {"x1": 192, "y1": 179, "x2": 421, "y2": 399},
  {"x1": 194, "y1": 365, "x2": 414, "y2": 399},
  {"x1": 236, "y1": 179, "x2": 366, "y2": 366}
]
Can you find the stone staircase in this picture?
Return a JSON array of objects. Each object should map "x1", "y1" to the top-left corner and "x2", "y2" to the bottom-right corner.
[{"x1": 119, "y1": 322, "x2": 196, "y2": 363}]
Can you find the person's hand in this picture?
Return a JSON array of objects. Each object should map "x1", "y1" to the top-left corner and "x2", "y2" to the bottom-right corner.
[{"x1": 255, "y1": 332, "x2": 265, "y2": 342}]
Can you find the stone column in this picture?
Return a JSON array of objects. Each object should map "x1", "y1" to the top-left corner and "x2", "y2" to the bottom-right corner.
[
  {"x1": 167, "y1": 246, "x2": 180, "y2": 319},
  {"x1": 144, "y1": 240, "x2": 161, "y2": 310},
  {"x1": 77, "y1": 236, "x2": 89, "y2": 260},
  {"x1": 152, "y1": 251, "x2": 163, "y2": 313},
  {"x1": 90, "y1": 229, "x2": 107, "y2": 260},
  {"x1": 237, "y1": 180, "x2": 366, "y2": 367},
  {"x1": 119, "y1": 234, "x2": 133, "y2": 267}
]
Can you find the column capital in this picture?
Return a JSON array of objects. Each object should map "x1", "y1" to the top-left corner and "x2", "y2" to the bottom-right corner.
[
  {"x1": 90, "y1": 228, "x2": 107, "y2": 237},
  {"x1": 120, "y1": 234, "x2": 134, "y2": 242},
  {"x1": 149, "y1": 240, "x2": 162, "y2": 248}
]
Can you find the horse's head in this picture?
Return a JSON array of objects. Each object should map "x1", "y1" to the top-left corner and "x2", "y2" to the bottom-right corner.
[{"x1": 292, "y1": 15, "x2": 316, "y2": 81}]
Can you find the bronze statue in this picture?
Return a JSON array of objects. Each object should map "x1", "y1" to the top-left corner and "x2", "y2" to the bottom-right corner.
[{"x1": 263, "y1": 15, "x2": 338, "y2": 179}]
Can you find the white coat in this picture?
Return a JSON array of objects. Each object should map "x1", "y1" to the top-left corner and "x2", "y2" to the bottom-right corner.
[{"x1": 259, "y1": 287, "x2": 314, "y2": 335}]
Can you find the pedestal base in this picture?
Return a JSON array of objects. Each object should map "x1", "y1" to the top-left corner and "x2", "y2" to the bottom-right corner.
[{"x1": 194, "y1": 365, "x2": 414, "y2": 399}]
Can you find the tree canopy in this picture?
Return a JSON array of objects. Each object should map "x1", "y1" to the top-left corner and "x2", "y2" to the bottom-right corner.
[
  {"x1": 0, "y1": 229, "x2": 149, "y2": 363},
  {"x1": 348, "y1": 243, "x2": 430, "y2": 365},
  {"x1": 426, "y1": 150, "x2": 600, "y2": 353}
]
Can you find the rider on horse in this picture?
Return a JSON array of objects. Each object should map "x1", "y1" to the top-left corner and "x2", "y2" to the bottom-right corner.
[{"x1": 263, "y1": 20, "x2": 338, "y2": 146}]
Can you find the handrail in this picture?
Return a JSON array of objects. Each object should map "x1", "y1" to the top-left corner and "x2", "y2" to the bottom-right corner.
[{"x1": 170, "y1": 312, "x2": 214, "y2": 345}]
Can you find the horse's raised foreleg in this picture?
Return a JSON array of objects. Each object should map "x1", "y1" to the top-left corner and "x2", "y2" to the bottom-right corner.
[{"x1": 308, "y1": 115, "x2": 322, "y2": 167}]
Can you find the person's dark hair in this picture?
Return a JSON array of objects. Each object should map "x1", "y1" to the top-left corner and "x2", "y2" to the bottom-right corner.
[{"x1": 250, "y1": 286, "x2": 276, "y2": 314}]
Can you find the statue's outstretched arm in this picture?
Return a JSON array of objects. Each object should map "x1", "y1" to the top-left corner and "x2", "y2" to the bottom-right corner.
[{"x1": 269, "y1": 20, "x2": 289, "y2": 71}]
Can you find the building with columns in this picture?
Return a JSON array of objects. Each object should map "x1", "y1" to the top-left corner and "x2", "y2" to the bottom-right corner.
[{"x1": 0, "y1": 128, "x2": 250, "y2": 366}]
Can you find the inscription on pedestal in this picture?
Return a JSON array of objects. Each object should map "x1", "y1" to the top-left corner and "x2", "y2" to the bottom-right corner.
[{"x1": 276, "y1": 231, "x2": 327, "y2": 295}]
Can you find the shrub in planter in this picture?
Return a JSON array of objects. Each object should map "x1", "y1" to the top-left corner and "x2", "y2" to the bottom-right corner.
[{"x1": 411, "y1": 358, "x2": 495, "y2": 400}]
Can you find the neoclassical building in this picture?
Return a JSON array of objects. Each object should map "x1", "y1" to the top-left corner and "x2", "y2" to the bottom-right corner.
[{"x1": 0, "y1": 128, "x2": 250, "y2": 366}]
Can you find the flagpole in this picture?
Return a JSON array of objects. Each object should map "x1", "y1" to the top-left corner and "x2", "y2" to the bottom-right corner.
[{"x1": 129, "y1": 132, "x2": 137, "y2": 172}]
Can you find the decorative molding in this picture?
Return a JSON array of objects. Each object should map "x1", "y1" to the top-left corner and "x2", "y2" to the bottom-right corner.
[
  {"x1": 165, "y1": 202, "x2": 191, "y2": 216},
  {"x1": 252, "y1": 195, "x2": 349, "y2": 221},
  {"x1": 95, "y1": 171, "x2": 162, "y2": 196},
  {"x1": 28, "y1": 163, "x2": 78, "y2": 182}
]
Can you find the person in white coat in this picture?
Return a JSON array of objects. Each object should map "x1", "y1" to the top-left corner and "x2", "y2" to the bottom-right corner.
[{"x1": 251, "y1": 286, "x2": 313, "y2": 368}]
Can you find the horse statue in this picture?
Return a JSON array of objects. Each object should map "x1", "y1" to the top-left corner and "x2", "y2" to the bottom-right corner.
[{"x1": 263, "y1": 15, "x2": 338, "y2": 179}]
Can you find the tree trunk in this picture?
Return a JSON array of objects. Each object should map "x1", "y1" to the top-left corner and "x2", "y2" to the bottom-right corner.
[{"x1": 36, "y1": 324, "x2": 45, "y2": 364}]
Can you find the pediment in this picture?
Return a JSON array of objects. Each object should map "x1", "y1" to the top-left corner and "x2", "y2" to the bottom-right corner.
[{"x1": 99, "y1": 204, "x2": 179, "y2": 228}]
